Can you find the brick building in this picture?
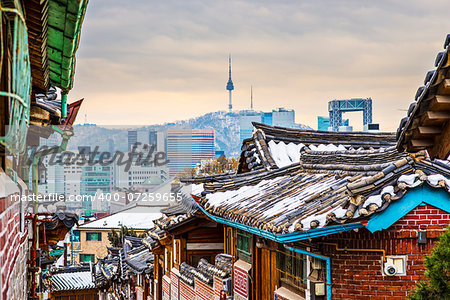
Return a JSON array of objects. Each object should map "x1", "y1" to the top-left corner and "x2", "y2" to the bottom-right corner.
[
  {"x1": 177, "y1": 123, "x2": 449, "y2": 300},
  {"x1": 319, "y1": 203, "x2": 449, "y2": 299},
  {"x1": 0, "y1": 173, "x2": 28, "y2": 299}
]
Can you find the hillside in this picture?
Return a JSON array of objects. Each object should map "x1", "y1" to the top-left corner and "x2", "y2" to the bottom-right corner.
[{"x1": 68, "y1": 111, "x2": 311, "y2": 156}]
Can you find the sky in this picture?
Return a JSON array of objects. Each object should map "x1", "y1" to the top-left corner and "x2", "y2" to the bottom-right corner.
[{"x1": 69, "y1": 0, "x2": 450, "y2": 131}]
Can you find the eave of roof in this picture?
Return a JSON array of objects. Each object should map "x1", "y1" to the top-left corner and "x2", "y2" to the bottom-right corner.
[
  {"x1": 51, "y1": 270, "x2": 95, "y2": 291},
  {"x1": 366, "y1": 184, "x2": 450, "y2": 232},
  {"x1": 47, "y1": 0, "x2": 89, "y2": 92},
  {"x1": 397, "y1": 34, "x2": 450, "y2": 159},
  {"x1": 26, "y1": 0, "x2": 89, "y2": 92},
  {"x1": 191, "y1": 197, "x2": 364, "y2": 244},
  {"x1": 26, "y1": 0, "x2": 50, "y2": 91}
]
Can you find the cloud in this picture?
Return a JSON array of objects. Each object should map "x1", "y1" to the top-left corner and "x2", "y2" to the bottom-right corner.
[{"x1": 70, "y1": 0, "x2": 450, "y2": 130}]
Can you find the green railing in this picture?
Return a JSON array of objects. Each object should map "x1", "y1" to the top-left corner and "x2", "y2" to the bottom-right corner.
[{"x1": 0, "y1": 0, "x2": 31, "y2": 155}]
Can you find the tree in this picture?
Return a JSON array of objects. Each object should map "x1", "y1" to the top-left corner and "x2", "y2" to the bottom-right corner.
[
  {"x1": 409, "y1": 227, "x2": 450, "y2": 300},
  {"x1": 107, "y1": 226, "x2": 146, "y2": 248},
  {"x1": 175, "y1": 155, "x2": 239, "y2": 180}
]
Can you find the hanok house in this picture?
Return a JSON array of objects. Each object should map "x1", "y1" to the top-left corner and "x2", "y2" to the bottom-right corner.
[
  {"x1": 93, "y1": 235, "x2": 154, "y2": 300},
  {"x1": 181, "y1": 122, "x2": 450, "y2": 300},
  {"x1": 47, "y1": 265, "x2": 98, "y2": 300},
  {"x1": 0, "y1": 0, "x2": 89, "y2": 299},
  {"x1": 75, "y1": 202, "x2": 163, "y2": 264},
  {"x1": 142, "y1": 186, "x2": 233, "y2": 300},
  {"x1": 397, "y1": 33, "x2": 450, "y2": 160}
]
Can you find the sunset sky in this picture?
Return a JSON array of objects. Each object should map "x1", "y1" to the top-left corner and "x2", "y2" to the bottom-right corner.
[{"x1": 69, "y1": 0, "x2": 450, "y2": 131}]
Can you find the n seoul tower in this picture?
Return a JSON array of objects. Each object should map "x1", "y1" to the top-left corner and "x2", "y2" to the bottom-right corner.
[{"x1": 226, "y1": 54, "x2": 234, "y2": 111}]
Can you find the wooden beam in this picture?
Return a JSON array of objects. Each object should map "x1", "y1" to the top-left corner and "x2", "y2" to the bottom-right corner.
[
  {"x1": 418, "y1": 126, "x2": 442, "y2": 135},
  {"x1": 435, "y1": 95, "x2": 450, "y2": 104},
  {"x1": 426, "y1": 111, "x2": 450, "y2": 121},
  {"x1": 428, "y1": 120, "x2": 450, "y2": 159},
  {"x1": 411, "y1": 139, "x2": 434, "y2": 148},
  {"x1": 430, "y1": 95, "x2": 450, "y2": 112},
  {"x1": 442, "y1": 79, "x2": 450, "y2": 95}
]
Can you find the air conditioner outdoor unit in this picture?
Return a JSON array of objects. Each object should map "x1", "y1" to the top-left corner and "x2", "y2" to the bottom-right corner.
[{"x1": 222, "y1": 277, "x2": 232, "y2": 293}]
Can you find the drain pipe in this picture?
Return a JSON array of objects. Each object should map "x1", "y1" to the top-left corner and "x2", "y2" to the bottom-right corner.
[
  {"x1": 62, "y1": 92, "x2": 68, "y2": 118},
  {"x1": 284, "y1": 245, "x2": 332, "y2": 300},
  {"x1": 31, "y1": 125, "x2": 71, "y2": 212}
]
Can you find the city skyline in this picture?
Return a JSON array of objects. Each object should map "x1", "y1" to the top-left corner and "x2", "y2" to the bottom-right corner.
[{"x1": 69, "y1": 0, "x2": 450, "y2": 131}]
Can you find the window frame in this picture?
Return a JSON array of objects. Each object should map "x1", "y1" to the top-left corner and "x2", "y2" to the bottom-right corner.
[
  {"x1": 276, "y1": 245, "x2": 307, "y2": 293},
  {"x1": 80, "y1": 254, "x2": 95, "y2": 263},
  {"x1": 236, "y1": 229, "x2": 252, "y2": 263},
  {"x1": 86, "y1": 231, "x2": 102, "y2": 241}
]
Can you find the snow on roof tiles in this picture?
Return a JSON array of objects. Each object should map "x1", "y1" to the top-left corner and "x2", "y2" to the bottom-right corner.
[
  {"x1": 51, "y1": 271, "x2": 95, "y2": 291},
  {"x1": 79, "y1": 206, "x2": 162, "y2": 230}
]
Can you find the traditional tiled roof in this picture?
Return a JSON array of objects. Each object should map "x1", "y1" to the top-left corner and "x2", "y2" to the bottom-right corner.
[
  {"x1": 124, "y1": 245, "x2": 154, "y2": 274},
  {"x1": 50, "y1": 266, "x2": 95, "y2": 291},
  {"x1": 93, "y1": 235, "x2": 153, "y2": 288},
  {"x1": 44, "y1": 212, "x2": 78, "y2": 230},
  {"x1": 397, "y1": 34, "x2": 450, "y2": 159},
  {"x1": 151, "y1": 183, "x2": 203, "y2": 232},
  {"x1": 238, "y1": 122, "x2": 396, "y2": 173},
  {"x1": 78, "y1": 204, "x2": 162, "y2": 230},
  {"x1": 188, "y1": 125, "x2": 449, "y2": 237},
  {"x1": 179, "y1": 254, "x2": 233, "y2": 287}
]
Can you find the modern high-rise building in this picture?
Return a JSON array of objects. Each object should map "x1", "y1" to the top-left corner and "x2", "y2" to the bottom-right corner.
[
  {"x1": 38, "y1": 134, "x2": 65, "y2": 195},
  {"x1": 167, "y1": 129, "x2": 215, "y2": 176},
  {"x1": 318, "y1": 116, "x2": 349, "y2": 131},
  {"x1": 111, "y1": 154, "x2": 169, "y2": 189},
  {"x1": 156, "y1": 131, "x2": 166, "y2": 153},
  {"x1": 128, "y1": 130, "x2": 138, "y2": 151},
  {"x1": 38, "y1": 153, "x2": 65, "y2": 195},
  {"x1": 64, "y1": 156, "x2": 82, "y2": 197},
  {"x1": 80, "y1": 165, "x2": 111, "y2": 214},
  {"x1": 149, "y1": 130, "x2": 157, "y2": 148},
  {"x1": 239, "y1": 108, "x2": 296, "y2": 144},
  {"x1": 271, "y1": 108, "x2": 295, "y2": 127},
  {"x1": 239, "y1": 110, "x2": 262, "y2": 145}
]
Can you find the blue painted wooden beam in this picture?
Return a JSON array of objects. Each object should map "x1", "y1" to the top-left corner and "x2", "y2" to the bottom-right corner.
[
  {"x1": 192, "y1": 195, "x2": 363, "y2": 243},
  {"x1": 366, "y1": 185, "x2": 450, "y2": 233}
]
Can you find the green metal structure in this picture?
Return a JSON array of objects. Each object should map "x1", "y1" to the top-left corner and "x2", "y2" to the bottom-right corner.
[
  {"x1": 47, "y1": 0, "x2": 89, "y2": 92},
  {"x1": 0, "y1": 0, "x2": 89, "y2": 155},
  {"x1": 0, "y1": 0, "x2": 31, "y2": 154}
]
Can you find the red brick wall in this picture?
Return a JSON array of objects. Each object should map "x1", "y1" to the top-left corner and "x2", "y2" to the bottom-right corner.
[
  {"x1": 0, "y1": 176, "x2": 28, "y2": 300},
  {"x1": 319, "y1": 204, "x2": 449, "y2": 300}
]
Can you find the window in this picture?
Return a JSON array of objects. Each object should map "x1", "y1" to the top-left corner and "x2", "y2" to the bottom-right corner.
[
  {"x1": 72, "y1": 230, "x2": 80, "y2": 242},
  {"x1": 80, "y1": 254, "x2": 95, "y2": 263},
  {"x1": 86, "y1": 232, "x2": 102, "y2": 241},
  {"x1": 276, "y1": 246, "x2": 307, "y2": 292},
  {"x1": 236, "y1": 229, "x2": 252, "y2": 263},
  {"x1": 174, "y1": 239, "x2": 182, "y2": 266}
]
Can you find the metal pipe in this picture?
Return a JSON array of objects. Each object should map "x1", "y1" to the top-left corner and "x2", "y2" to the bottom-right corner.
[
  {"x1": 70, "y1": 228, "x2": 74, "y2": 265},
  {"x1": 62, "y1": 92, "x2": 68, "y2": 118},
  {"x1": 31, "y1": 125, "x2": 71, "y2": 212},
  {"x1": 319, "y1": 242, "x2": 386, "y2": 262},
  {"x1": 284, "y1": 244, "x2": 332, "y2": 300},
  {"x1": 26, "y1": 213, "x2": 52, "y2": 300}
]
